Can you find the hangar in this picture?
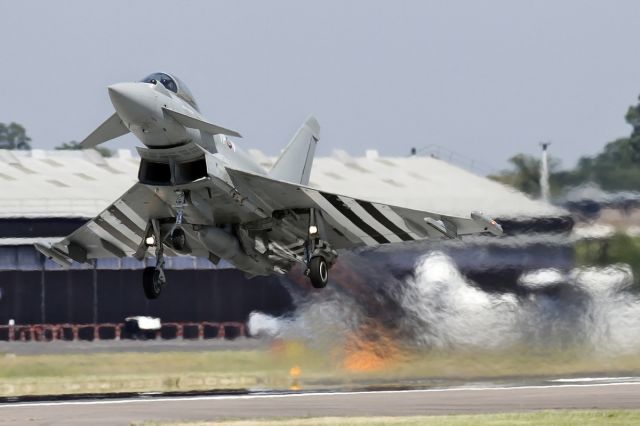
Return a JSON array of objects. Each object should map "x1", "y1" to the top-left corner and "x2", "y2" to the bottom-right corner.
[{"x1": 0, "y1": 148, "x2": 571, "y2": 328}]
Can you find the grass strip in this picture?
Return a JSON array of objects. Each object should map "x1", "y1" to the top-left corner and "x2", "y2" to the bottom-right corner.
[
  {"x1": 2, "y1": 343, "x2": 640, "y2": 397},
  {"x1": 133, "y1": 410, "x2": 640, "y2": 425}
]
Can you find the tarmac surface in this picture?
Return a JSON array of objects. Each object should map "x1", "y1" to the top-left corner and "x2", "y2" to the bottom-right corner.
[{"x1": 1, "y1": 380, "x2": 640, "y2": 425}]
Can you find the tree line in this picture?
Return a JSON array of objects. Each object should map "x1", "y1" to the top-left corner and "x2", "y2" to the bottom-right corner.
[
  {"x1": 490, "y1": 96, "x2": 640, "y2": 197},
  {"x1": 0, "y1": 122, "x2": 112, "y2": 156}
]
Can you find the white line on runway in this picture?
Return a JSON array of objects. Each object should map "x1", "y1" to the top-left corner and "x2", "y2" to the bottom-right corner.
[
  {"x1": 550, "y1": 376, "x2": 640, "y2": 383},
  {"x1": 2, "y1": 381, "x2": 640, "y2": 409}
]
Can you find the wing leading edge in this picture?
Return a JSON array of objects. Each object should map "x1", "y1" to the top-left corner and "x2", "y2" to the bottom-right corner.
[{"x1": 226, "y1": 168, "x2": 502, "y2": 250}]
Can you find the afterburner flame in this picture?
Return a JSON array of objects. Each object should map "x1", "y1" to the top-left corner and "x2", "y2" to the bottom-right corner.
[{"x1": 343, "y1": 325, "x2": 404, "y2": 372}]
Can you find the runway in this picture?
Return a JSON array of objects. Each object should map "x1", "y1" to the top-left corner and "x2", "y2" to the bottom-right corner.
[{"x1": 2, "y1": 381, "x2": 640, "y2": 425}]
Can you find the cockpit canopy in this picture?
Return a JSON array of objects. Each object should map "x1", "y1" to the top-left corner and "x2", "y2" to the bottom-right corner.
[{"x1": 141, "y1": 72, "x2": 199, "y2": 111}]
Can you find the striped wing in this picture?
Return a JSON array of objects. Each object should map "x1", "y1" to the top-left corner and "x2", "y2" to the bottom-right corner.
[
  {"x1": 50, "y1": 184, "x2": 172, "y2": 261},
  {"x1": 301, "y1": 189, "x2": 415, "y2": 246},
  {"x1": 226, "y1": 168, "x2": 492, "y2": 250}
]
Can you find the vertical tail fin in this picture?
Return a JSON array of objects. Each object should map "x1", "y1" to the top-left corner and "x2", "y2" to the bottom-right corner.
[{"x1": 269, "y1": 116, "x2": 320, "y2": 185}]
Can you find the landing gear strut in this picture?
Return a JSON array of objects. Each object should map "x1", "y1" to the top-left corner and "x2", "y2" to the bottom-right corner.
[
  {"x1": 168, "y1": 190, "x2": 188, "y2": 253},
  {"x1": 142, "y1": 192, "x2": 187, "y2": 299},
  {"x1": 143, "y1": 219, "x2": 166, "y2": 300},
  {"x1": 304, "y1": 208, "x2": 336, "y2": 289}
]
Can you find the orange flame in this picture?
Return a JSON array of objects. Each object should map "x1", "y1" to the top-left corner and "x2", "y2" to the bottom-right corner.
[{"x1": 343, "y1": 324, "x2": 404, "y2": 372}]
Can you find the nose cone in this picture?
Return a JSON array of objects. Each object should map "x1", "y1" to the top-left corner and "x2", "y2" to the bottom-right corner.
[
  {"x1": 108, "y1": 82, "x2": 144, "y2": 106},
  {"x1": 108, "y1": 82, "x2": 155, "y2": 124}
]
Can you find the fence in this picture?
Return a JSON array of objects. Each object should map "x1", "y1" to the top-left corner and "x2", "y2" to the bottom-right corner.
[{"x1": 0, "y1": 321, "x2": 247, "y2": 342}]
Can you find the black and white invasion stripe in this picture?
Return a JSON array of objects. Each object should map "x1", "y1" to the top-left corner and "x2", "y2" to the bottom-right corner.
[
  {"x1": 301, "y1": 188, "x2": 419, "y2": 246},
  {"x1": 84, "y1": 199, "x2": 167, "y2": 257}
]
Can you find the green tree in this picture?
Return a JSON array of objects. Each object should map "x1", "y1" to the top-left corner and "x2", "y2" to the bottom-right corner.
[
  {"x1": 553, "y1": 95, "x2": 640, "y2": 191},
  {"x1": 55, "y1": 140, "x2": 113, "y2": 157},
  {"x1": 0, "y1": 122, "x2": 32, "y2": 150},
  {"x1": 554, "y1": 137, "x2": 640, "y2": 191},
  {"x1": 497, "y1": 94, "x2": 640, "y2": 194},
  {"x1": 489, "y1": 153, "x2": 560, "y2": 197}
]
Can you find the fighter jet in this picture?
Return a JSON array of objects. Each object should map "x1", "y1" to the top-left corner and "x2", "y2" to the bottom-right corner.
[{"x1": 35, "y1": 72, "x2": 503, "y2": 299}]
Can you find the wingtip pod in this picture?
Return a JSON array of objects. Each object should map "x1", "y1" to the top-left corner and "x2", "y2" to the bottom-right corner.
[{"x1": 470, "y1": 211, "x2": 503, "y2": 236}]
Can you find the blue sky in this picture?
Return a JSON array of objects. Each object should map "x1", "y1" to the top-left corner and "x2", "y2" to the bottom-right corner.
[{"x1": 1, "y1": 1, "x2": 639, "y2": 172}]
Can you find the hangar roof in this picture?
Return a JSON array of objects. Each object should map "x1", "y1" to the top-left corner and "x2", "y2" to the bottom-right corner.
[{"x1": 0, "y1": 148, "x2": 565, "y2": 219}]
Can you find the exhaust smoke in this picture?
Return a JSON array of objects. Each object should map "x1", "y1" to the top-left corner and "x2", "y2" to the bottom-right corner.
[{"x1": 249, "y1": 248, "x2": 640, "y2": 374}]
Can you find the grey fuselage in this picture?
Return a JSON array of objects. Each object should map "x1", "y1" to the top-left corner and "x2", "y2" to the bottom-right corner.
[
  {"x1": 106, "y1": 74, "x2": 304, "y2": 277},
  {"x1": 108, "y1": 78, "x2": 264, "y2": 175}
]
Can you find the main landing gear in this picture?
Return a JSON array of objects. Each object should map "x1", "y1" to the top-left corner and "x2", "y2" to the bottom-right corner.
[
  {"x1": 304, "y1": 208, "x2": 336, "y2": 289},
  {"x1": 142, "y1": 191, "x2": 188, "y2": 300},
  {"x1": 307, "y1": 256, "x2": 329, "y2": 289},
  {"x1": 143, "y1": 265, "x2": 165, "y2": 299},
  {"x1": 143, "y1": 218, "x2": 166, "y2": 299}
]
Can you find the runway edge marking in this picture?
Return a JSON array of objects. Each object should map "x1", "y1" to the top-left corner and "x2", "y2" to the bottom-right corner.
[{"x1": 2, "y1": 381, "x2": 640, "y2": 409}]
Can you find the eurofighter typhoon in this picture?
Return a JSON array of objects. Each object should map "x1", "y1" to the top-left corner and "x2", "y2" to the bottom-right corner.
[{"x1": 35, "y1": 72, "x2": 503, "y2": 299}]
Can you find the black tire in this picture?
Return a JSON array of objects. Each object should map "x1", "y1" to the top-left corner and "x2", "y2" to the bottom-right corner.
[
  {"x1": 309, "y1": 256, "x2": 329, "y2": 289},
  {"x1": 143, "y1": 267, "x2": 163, "y2": 299}
]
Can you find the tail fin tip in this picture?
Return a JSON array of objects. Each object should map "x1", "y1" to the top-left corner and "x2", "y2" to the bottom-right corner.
[
  {"x1": 305, "y1": 115, "x2": 320, "y2": 140},
  {"x1": 268, "y1": 116, "x2": 320, "y2": 185}
]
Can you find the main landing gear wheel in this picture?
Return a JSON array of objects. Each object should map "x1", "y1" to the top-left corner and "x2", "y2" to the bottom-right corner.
[
  {"x1": 143, "y1": 266, "x2": 165, "y2": 299},
  {"x1": 308, "y1": 256, "x2": 329, "y2": 289}
]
